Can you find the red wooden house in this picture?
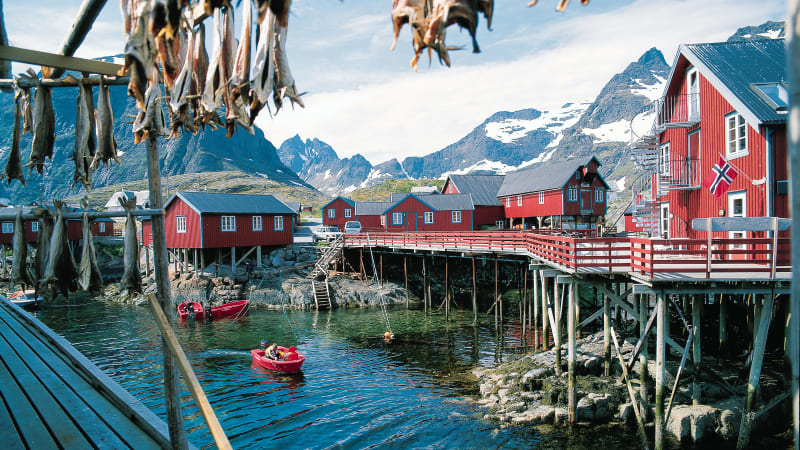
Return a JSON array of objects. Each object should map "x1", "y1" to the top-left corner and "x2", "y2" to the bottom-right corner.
[
  {"x1": 496, "y1": 157, "x2": 609, "y2": 232},
  {"x1": 644, "y1": 40, "x2": 788, "y2": 240},
  {"x1": 354, "y1": 201, "x2": 393, "y2": 232},
  {"x1": 321, "y1": 196, "x2": 355, "y2": 231},
  {"x1": 441, "y1": 174, "x2": 505, "y2": 228},
  {"x1": 141, "y1": 191, "x2": 297, "y2": 271},
  {"x1": 383, "y1": 193, "x2": 474, "y2": 232},
  {"x1": 0, "y1": 206, "x2": 114, "y2": 245}
]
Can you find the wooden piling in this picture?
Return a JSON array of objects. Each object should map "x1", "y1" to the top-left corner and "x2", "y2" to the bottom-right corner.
[
  {"x1": 541, "y1": 272, "x2": 549, "y2": 351},
  {"x1": 568, "y1": 278, "x2": 576, "y2": 423},
  {"x1": 533, "y1": 269, "x2": 539, "y2": 349},
  {"x1": 554, "y1": 278, "x2": 562, "y2": 375},
  {"x1": 719, "y1": 293, "x2": 727, "y2": 355},
  {"x1": 692, "y1": 294, "x2": 702, "y2": 405},
  {"x1": 640, "y1": 294, "x2": 649, "y2": 405},
  {"x1": 422, "y1": 256, "x2": 428, "y2": 315},
  {"x1": 404, "y1": 255, "x2": 408, "y2": 308},
  {"x1": 655, "y1": 294, "x2": 666, "y2": 450},
  {"x1": 494, "y1": 257, "x2": 498, "y2": 326},
  {"x1": 604, "y1": 291, "x2": 611, "y2": 377},
  {"x1": 445, "y1": 256, "x2": 449, "y2": 321},
  {"x1": 379, "y1": 254, "x2": 383, "y2": 288},
  {"x1": 787, "y1": 9, "x2": 800, "y2": 447},
  {"x1": 522, "y1": 266, "x2": 527, "y2": 343},
  {"x1": 472, "y1": 257, "x2": 477, "y2": 325}
]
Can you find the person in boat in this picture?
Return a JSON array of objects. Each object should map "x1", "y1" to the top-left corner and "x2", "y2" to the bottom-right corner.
[{"x1": 266, "y1": 344, "x2": 285, "y2": 360}]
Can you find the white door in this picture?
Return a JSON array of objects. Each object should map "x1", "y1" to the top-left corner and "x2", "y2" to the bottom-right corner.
[
  {"x1": 728, "y1": 191, "x2": 746, "y2": 256},
  {"x1": 660, "y1": 202, "x2": 670, "y2": 239},
  {"x1": 688, "y1": 69, "x2": 699, "y2": 121}
]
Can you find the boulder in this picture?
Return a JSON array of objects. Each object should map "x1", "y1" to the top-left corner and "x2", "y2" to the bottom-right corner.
[
  {"x1": 666, "y1": 404, "x2": 719, "y2": 443},
  {"x1": 271, "y1": 256, "x2": 285, "y2": 267}
]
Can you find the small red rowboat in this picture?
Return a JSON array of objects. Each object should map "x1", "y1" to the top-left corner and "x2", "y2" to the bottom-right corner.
[
  {"x1": 177, "y1": 301, "x2": 205, "y2": 320},
  {"x1": 177, "y1": 300, "x2": 249, "y2": 321},
  {"x1": 250, "y1": 346, "x2": 305, "y2": 373}
]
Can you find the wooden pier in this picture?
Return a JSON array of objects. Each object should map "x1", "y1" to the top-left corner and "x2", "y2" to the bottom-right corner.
[{"x1": 0, "y1": 296, "x2": 176, "y2": 449}]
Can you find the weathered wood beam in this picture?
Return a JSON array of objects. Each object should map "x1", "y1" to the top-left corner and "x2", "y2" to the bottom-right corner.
[
  {"x1": 665, "y1": 332, "x2": 693, "y2": 424},
  {"x1": 0, "y1": 76, "x2": 129, "y2": 88},
  {"x1": 627, "y1": 305, "x2": 658, "y2": 373},
  {"x1": 611, "y1": 326, "x2": 650, "y2": 450},
  {"x1": 0, "y1": 45, "x2": 123, "y2": 76},
  {"x1": 788, "y1": 2, "x2": 800, "y2": 445},
  {"x1": 235, "y1": 246, "x2": 257, "y2": 266},
  {"x1": 655, "y1": 294, "x2": 666, "y2": 450},
  {"x1": 0, "y1": 209, "x2": 162, "y2": 221},
  {"x1": 50, "y1": 0, "x2": 109, "y2": 79}
]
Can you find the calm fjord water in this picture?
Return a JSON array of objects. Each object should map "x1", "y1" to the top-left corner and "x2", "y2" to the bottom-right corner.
[{"x1": 34, "y1": 302, "x2": 634, "y2": 449}]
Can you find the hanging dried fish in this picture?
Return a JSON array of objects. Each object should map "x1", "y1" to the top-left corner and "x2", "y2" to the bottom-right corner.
[
  {"x1": 133, "y1": 67, "x2": 167, "y2": 144},
  {"x1": 40, "y1": 200, "x2": 78, "y2": 299},
  {"x1": 91, "y1": 77, "x2": 121, "y2": 170},
  {"x1": 72, "y1": 77, "x2": 94, "y2": 190},
  {"x1": 78, "y1": 204, "x2": 103, "y2": 294},
  {"x1": 11, "y1": 210, "x2": 34, "y2": 288},
  {"x1": 120, "y1": 196, "x2": 142, "y2": 295},
  {"x1": 201, "y1": 8, "x2": 226, "y2": 118},
  {"x1": 121, "y1": 0, "x2": 158, "y2": 109},
  {"x1": 190, "y1": 22, "x2": 209, "y2": 117},
  {"x1": 151, "y1": 0, "x2": 184, "y2": 41},
  {"x1": 19, "y1": 84, "x2": 33, "y2": 136},
  {"x1": 227, "y1": 0, "x2": 254, "y2": 134},
  {"x1": 34, "y1": 216, "x2": 51, "y2": 284},
  {"x1": 425, "y1": 0, "x2": 480, "y2": 56},
  {"x1": 5, "y1": 86, "x2": 26, "y2": 186},
  {"x1": 27, "y1": 81, "x2": 55, "y2": 174},
  {"x1": 168, "y1": 29, "x2": 197, "y2": 137},
  {"x1": 391, "y1": 0, "x2": 425, "y2": 51},
  {"x1": 249, "y1": 9, "x2": 276, "y2": 123},
  {"x1": 269, "y1": 0, "x2": 291, "y2": 28},
  {"x1": 154, "y1": 9, "x2": 185, "y2": 90},
  {"x1": 272, "y1": 20, "x2": 304, "y2": 112}
]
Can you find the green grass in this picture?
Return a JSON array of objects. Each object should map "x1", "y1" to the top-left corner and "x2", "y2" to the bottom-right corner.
[{"x1": 348, "y1": 179, "x2": 445, "y2": 202}]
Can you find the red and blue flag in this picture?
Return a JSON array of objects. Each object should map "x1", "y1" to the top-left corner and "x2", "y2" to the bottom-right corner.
[{"x1": 702, "y1": 156, "x2": 738, "y2": 198}]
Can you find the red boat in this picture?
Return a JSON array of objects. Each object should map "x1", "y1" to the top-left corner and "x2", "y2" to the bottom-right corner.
[
  {"x1": 250, "y1": 346, "x2": 305, "y2": 373},
  {"x1": 177, "y1": 300, "x2": 249, "y2": 321}
]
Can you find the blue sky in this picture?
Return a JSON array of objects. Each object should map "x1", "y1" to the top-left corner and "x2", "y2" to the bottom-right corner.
[{"x1": 4, "y1": 0, "x2": 787, "y2": 164}]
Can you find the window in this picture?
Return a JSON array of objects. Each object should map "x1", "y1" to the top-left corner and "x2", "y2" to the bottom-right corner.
[
  {"x1": 752, "y1": 82, "x2": 788, "y2": 111},
  {"x1": 495, "y1": 220, "x2": 504, "y2": 229},
  {"x1": 660, "y1": 203, "x2": 670, "y2": 239},
  {"x1": 575, "y1": 171, "x2": 580, "y2": 180},
  {"x1": 274, "y1": 215, "x2": 284, "y2": 231},
  {"x1": 221, "y1": 216, "x2": 236, "y2": 232},
  {"x1": 328, "y1": 208, "x2": 335, "y2": 219},
  {"x1": 506, "y1": 197, "x2": 510, "y2": 207},
  {"x1": 517, "y1": 195, "x2": 522, "y2": 206},
  {"x1": 594, "y1": 188, "x2": 604, "y2": 202},
  {"x1": 2, "y1": 222, "x2": 12, "y2": 234},
  {"x1": 659, "y1": 142, "x2": 670, "y2": 176},
  {"x1": 728, "y1": 191, "x2": 746, "y2": 249},
  {"x1": 539, "y1": 192, "x2": 544, "y2": 204},
  {"x1": 392, "y1": 212, "x2": 403, "y2": 225},
  {"x1": 451, "y1": 210, "x2": 462, "y2": 224},
  {"x1": 176, "y1": 216, "x2": 187, "y2": 233},
  {"x1": 99, "y1": 222, "x2": 106, "y2": 233},
  {"x1": 31, "y1": 221, "x2": 39, "y2": 232},
  {"x1": 344, "y1": 208, "x2": 352, "y2": 218},
  {"x1": 726, "y1": 113, "x2": 748, "y2": 158},
  {"x1": 568, "y1": 186, "x2": 578, "y2": 202},
  {"x1": 687, "y1": 68, "x2": 700, "y2": 120},
  {"x1": 252, "y1": 215, "x2": 262, "y2": 231},
  {"x1": 424, "y1": 211, "x2": 434, "y2": 224}
]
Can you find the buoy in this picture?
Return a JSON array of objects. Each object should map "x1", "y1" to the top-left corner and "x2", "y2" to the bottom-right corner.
[{"x1": 384, "y1": 331, "x2": 394, "y2": 341}]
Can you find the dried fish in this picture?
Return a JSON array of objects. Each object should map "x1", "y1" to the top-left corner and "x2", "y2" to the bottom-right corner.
[
  {"x1": 151, "y1": 0, "x2": 183, "y2": 40},
  {"x1": 19, "y1": 85, "x2": 33, "y2": 135},
  {"x1": 154, "y1": 10, "x2": 185, "y2": 90},
  {"x1": 527, "y1": 0, "x2": 589, "y2": 11},
  {"x1": 133, "y1": 66, "x2": 167, "y2": 144},
  {"x1": 120, "y1": 196, "x2": 142, "y2": 295},
  {"x1": 121, "y1": 0, "x2": 158, "y2": 110},
  {"x1": 425, "y1": 0, "x2": 480, "y2": 55},
  {"x1": 27, "y1": 83, "x2": 55, "y2": 174},
  {"x1": 249, "y1": 9, "x2": 276, "y2": 123},
  {"x1": 391, "y1": 0, "x2": 425, "y2": 51},
  {"x1": 41, "y1": 200, "x2": 78, "y2": 299},
  {"x1": 169, "y1": 28, "x2": 196, "y2": 137},
  {"x1": 190, "y1": 23, "x2": 213, "y2": 131},
  {"x1": 78, "y1": 204, "x2": 103, "y2": 294},
  {"x1": 5, "y1": 87, "x2": 26, "y2": 186},
  {"x1": 91, "y1": 77, "x2": 121, "y2": 170},
  {"x1": 272, "y1": 20, "x2": 304, "y2": 111},
  {"x1": 269, "y1": 0, "x2": 291, "y2": 28},
  {"x1": 73, "y1": 78, "x2": 94, "y2": 190},
  {"x1": 11, "y1": 210, "x2": 34, "y2": 288},
  {"x1": 34, "y1": 216, "x2": 51, "y2": 284},
  {"x1": 201, "y1": 8, "x2": 226, "y2": 120},
  {"x1": 228, "y1": 0, "x2": 253, "y2": 130}
]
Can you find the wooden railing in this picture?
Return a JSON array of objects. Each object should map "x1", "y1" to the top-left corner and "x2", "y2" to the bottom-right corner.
[{"x1": 343, "y1": 231, "x2": 790, "y2": 280}]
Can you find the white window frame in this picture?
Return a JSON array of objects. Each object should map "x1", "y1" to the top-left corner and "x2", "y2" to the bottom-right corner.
[
  {"x1": 725, "y1": 112, "x2": 748, "y2": 159},
  {"x1": 506, "y1": 197, "x2": 510, "y2": 207},
  {"x1": 274, "y1": 215, "x2": 284, "y2": 231},
  {"x1": 728, "y1": 191, "x2": 747, "y2": 250},
  {"x1": 660, "y1": 202, "x2": 670, "y2": 239},
  {"x1": 344, "y1": 208, "x2": 352, "y2": 218},
  {"x1": 451, "y1": 210, "x2": 462, "y2": 224},
  {"x1": 659, "y1": 142, "x2": 670, "y2": 176},
  {"x1": 517, "y1": 195, "x2": 522, "y2": 206},
  {"x1": 31, "y1": 221, "x2": 39, "y2": 232},
  {"x1": 495, "y1": 220, "x2": 504, "y2": 229},
  {"x1": 380, "y1": 215, "x2": 385, "y2": 226},
  {"x1": 568, "y1": 186, "x2": 578, "y2": 202},
  {"x1": 221, "y1": 215, "x2": 236, "y2": 232},
  {"x1": 99, "y1": 222, "x2": 106, "y2": 233},
  {"x1": 2, "y1": 222, "x2": 12, "y2": 234},
  {"x1": 539, "y1": 192, "x2": 545, "y2": 204},
  {"x1": 687, "y1": 68, "x2": 700, "y2": 120},
  {"x1": 392, "y1": 212, "x2": 403, "y2": 225},
  {"x1": 176, "y1": 216, "x2": 187, "y2": 233},
  {"x1": 252, "y1": 215, "x2": 263, "y2": 231},
  {"x1": 328, "y1": 208, "x2": 335, "y2": 219},
  {"x1": 594, "y1": 188, "x2": 604, "y2": 203},
  {"x1": 423, "y1": 211, "x2": 434, "y2": 224}
]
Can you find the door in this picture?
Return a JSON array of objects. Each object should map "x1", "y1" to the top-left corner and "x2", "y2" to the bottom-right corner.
[
  {"x1": 580, "y1": 188, "x2": 592, "y2": 215},
  {"x1": 660, "y1": 202, "x2": 670, "y2": 239},
  {"x1": 406, "y1": 213, "x2": 417, "y2": 232},
  {"x1": 688, "y1": 69, "x2": 699, "y2": 121},
  {"x1": 728, "y1": 191, "x2": 746, "y2": 260},
  {"x1": 687, "y1": 130, "x2": 701, "y2": 187}
]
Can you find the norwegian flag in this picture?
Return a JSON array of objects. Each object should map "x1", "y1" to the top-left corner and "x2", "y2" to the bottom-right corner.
[{"x1": 702, "y1": 156, "x2": 739, "y2": 198}]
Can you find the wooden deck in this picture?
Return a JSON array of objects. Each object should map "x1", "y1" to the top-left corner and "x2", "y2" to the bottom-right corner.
[{"x1": 0, "y1": 297, "x2": 174, "y2": 449}]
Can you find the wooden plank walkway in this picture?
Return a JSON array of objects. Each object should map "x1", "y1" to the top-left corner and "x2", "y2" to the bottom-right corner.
[{"x1": 0, "y1": 297, "x2": 174, "y2": 449}]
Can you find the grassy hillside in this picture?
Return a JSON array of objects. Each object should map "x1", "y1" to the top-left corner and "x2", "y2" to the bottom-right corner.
[{"x1": 348, "y1": 179, "x2": 445, "y2": 202}]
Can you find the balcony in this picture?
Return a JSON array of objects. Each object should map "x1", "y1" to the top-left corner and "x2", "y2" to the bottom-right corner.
[
  {"x1": 658, "y1": 158, "x2": 702, "y2": 191},
  {"x1": 653, "y1": 94, "x2": 700, "y2": 132}
]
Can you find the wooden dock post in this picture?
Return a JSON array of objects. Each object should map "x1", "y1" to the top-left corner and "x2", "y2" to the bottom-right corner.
[
  {"x1": 568, "y1": 277, "x2": 577, "y2": 423},
  {"x1": 445, "y1": 256, "x2": 449, "y2": 321},
  {"x1": 692, "y1": 294, "x2": 702, "y2": 405},
  {"x1": 494, "y1": 257, "x2": 499, "y2": 327},
  {"x1": 533, "y1": 268, "x2": 539, "y2": 349},
  {"x1": 472, "y1": 257, "x2": 478, "y2": 325},
  {"x1": 541, "y1": 272, "x2": 549, "y2": 351},
  {"x1": 422, "y1": 256, "x2": 428, "y2": 315},
  {"x1": 404, "y1": 255, "x2": 408, "y2": 308},
  {"x1": 655, "y1": 293, "x2": 666, "y2": 450},
  {"x1": 719, "y1": 293, "x2": 727, "y2": 355},
  {"x1": 737, "y1": 293, "x2": 776, "y2": 449},
  {"x1": 522, "y1": 266, "x2": 527, "y2": 344},
  {"x1": 554, "y1": 278, "x2": 562, "y2": 375},
  {"x1": 604, "y1": 290, "x2": 611, "y2": 377},
  {"x1": 379, "y1": 254, "x2": 383, "y2": 288},
  {"x1": 640, "y1": 294, "x2": 649, "y2": 404}
]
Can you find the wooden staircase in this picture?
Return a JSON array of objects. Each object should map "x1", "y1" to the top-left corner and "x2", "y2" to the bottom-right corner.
[
  {"x1": 312, "y1": 279, "x2": 331, "y2": 310},
  {"x1": 308, "y1": 234, "x2": 343, "y2": 279}
]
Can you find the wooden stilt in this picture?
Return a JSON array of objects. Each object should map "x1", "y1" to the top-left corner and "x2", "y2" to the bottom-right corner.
[
  {"x1": 554, "y1": 278, "x2": 562, "y2": 375},
  {"x1": 655, "y1": 294, "x2": 666, "y2": 450},
  {"x1": 231, "y1": 247, "x2": 236, "y2": 271},
  {"x1": 193, "y1": 249, "x2": 197, "y2": 275},
  {"x1": 522, "y1": 266, "x2": 527, "y2": 343},
  {"x1": 787, "y1": 10, "x2": 800, "y2": 447},
  {"x1": 404, "y1": 255, "x2": 408, "y2": 309},
  {"x1": 422, "y1": 256, "x2": 428, "y2": 315},
  {"x1": 737, "y1": 294, "x2": 776, "y2": 449},
  {"x1": 640, "y1": 294, "x2": 649, "y2": 405},
  {"x1": 379, "y1": 254, "x2": 383, "y2": 288},
  {"x1": 200, "y1": 248, "x2": 204, "y2": 273},
  {"x1": 533, "y1": 269, "x2": 539, "y2": 349},
  {"x1": 604, "y1": 291, "x2": 611, "y2": 377},
  {"x1": 568, "y1": 278, "x2": 576, "y2": 423},
  {"x1": 145, "y1": 245, "x2": 151, "y2": 277},
  {"x1": 472, "y1": 257, "x2": 477, "y2": 325},
  {"x1": 719, "y1": 293, "x2": 727, "y2": 356},
  {"x1": 611, "y1": 327, "x2": 650, "y2": 450},
  {"x1": 445, "y1": 256, "x2": 449, "y2": 321},
  {"x1": 692, "y1": 294, "x2": 702, "y2": 405},
  {"x1": 256, "y1": 246, "x2": 261, "y2": 268},
  {"x1": 541, "y1": 272, "x2": 549, "y2": 351},
  {"x1": 494, "y1": 257, "x2": 498, "y2": 327},
  {"x1": 426, "y1": 256, "x2": 432, "y2": 313}
]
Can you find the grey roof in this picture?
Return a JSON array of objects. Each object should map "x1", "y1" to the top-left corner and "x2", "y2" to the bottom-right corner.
[
  {"x1": 170, "y1": 191, "x2": 298, "y2": 215},
  {"x1": 282, "y1": 201, "x2": 301, "y2": 212},
  {"x1": 389, "y1": 193, "x2": 474, "y2": 212},
  {"x1": 446, "y1": 174, "x2": 505, "y2": 206},
  {"x1": 410, "y1": 186, "x2": 440, "y2": 194},
  {"x1": 497, "y1": 157, "x2": 609, "y2": 197},
  {"x1": 678, "y1": 40, "x2": 786, "y2": 126},
  {"x1": 355, "y1": 201, "x2": 393, "y2": 216}
]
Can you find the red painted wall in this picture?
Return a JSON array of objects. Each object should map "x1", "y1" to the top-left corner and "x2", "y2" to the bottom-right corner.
[
  {"x1": 322, "y1": 198, "x2": 355, "y2": 231},
  {"x1": 442, "y1": 181, "x2": 459, "y2": 194},
  {"x1": 356, "y1": 214, "x2": 384, "y2": 231},
  {"x1": 502, "y1": 189, "x2": 563, "y2": 219},
  {"x1": 624, "y1": 214, "x2": 648, "y2": 233},
  {"x1": 0, "y1": 219, "x2": 39, "y2": 244},
  {"x1": 473, "y1": 205, "x2": 505, "y2": 227},
  {"x1": 201, "y1": 214, "x2": 294, "y2": 248},
  {"x1": 91, "y1": 221, "x2": 114, "y2": 237},
  {"x1": 164, "y1": 198, "x2": 202, "y2": 248},
  {"x1": 384, "y1": 197, "x2": 472, "y2": 232},
  {"x1": 141, "y1": 220, "x2": 152, "y2": 246}
]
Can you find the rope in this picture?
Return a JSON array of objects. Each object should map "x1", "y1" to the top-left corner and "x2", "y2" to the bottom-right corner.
[
  {"x1": 366, "y1": 234, "x2": 392, "y2": 335},
  {"x1": 277, "y1": 270, "x2": 299, "y2": 342}
]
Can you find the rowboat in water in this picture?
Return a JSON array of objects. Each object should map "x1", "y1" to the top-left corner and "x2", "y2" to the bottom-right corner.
[
  {"x1": 250, "y1": 346, "x2": 305, "y2": 373},
  {"x1": 6, "y1": 290, "x2": 43, "y2": 309},
  {"x1": 177, "y1": 300, "x2": 249, "y2": 321}
]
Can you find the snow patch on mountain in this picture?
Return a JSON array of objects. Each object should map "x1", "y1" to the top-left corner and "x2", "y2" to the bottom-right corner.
[
  {"x1": 758, "y1": 29, "x2": 783, "y2": 39},
  {"x1": 440, "y1": 159, "x2": 520, "y2": 178},
  {"x1": 484, "y1": 102, "x2": 590, "y2": 144},
  {"x1": 518, "y1": 147, "x2": 558, "y2": 169},
  {"x1": 582, "y1": 119, "x2": 632, "y2": 143},
  {"x1": 630, "y1": 74, "x2": 666, "y2": 101}
]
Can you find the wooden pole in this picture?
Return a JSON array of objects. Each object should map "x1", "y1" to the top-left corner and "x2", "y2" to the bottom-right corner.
[
  {"x1": 787, "y1": 5, "x2": 800, "y2": 444},
  {"x1": 604, "y1": 291, "x2": 611, "y2": 377},
  {"x1": 146, "y1": 134, "x2": 187, "y2": 449},
  {"x1": 522, "y1": 266, "x2": 527, "y2": 343},
  {"x1": 472, "y1": 257, "x2": 477, "y2": 325},
  {"x1": 640, "y1": 294, "x2": 649, "y2": 405},
  {"x1": 737, "y1": 294, "x2": 776, "y2": 449},
  {"x1": 575, "y1": 280, "x2": 581, "y2": 340},
  {"x1": 692, "y1": 294, "x2": 702, "y2": 405},
  {"x1": 444, "y1": 256, "x2": 449, "y2": 321},
  {"x1": 533, "y1": 269, "x2": 539, "y2": 349},
  {"x1": 541, "y1": 272, "x2": 549, "y2": 351},
  {"x1": 494, "y1": 256, "x2": 499, "y2": 326},
  {"x1": 568, "y1": 278, "x2": 577, "y2": 423},
  {"x1": 379, "y1": 254, "x2": 383, "y2": 288},
  {"x1": 426, "y1": 256, "x2": 432, "y2": 313},
  {"x1": 554, "y1": 278, "x2": 562, "y2": 375},
  {"x1": 719, "y1": 293, "x2": 727, "y2": 355},
  {"x1": 655, "y1": 294, "x2": 666, "y2": 450},
  {"x1": 422, "y1": 256, "x2": 428, "y2": 315},
  {"x1": 404, "y1": 255, "x2": 408, "y2": 308}
]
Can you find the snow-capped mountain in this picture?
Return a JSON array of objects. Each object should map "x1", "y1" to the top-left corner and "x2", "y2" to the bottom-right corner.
[{"x1": 277, "y1": 135, "x2": 373, "y2": 194}]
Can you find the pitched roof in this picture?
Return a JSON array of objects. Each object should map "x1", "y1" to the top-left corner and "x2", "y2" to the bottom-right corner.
[
  {"x1": 168, "y1": 192, "x2": 297, "y2": 215},
  {"x1": 387, "y1": 193, "x2": 474, "y2": 212},
  {"x1": 320, "y1": 196, "x2": 355, "y2": 210},
  {"x1": 496, "y1": 157, "x2": 608, "y2": 197},
  {"x1": 282, "y1": 201, "x2": 301, "y2": 212},
  {"x1": 355, "y1": 201, "x2": 394, "y2": 216},
  {"x1": 446, "y1": 174, "x2": 505, "y2": 206},
  {"x1": 410, "y1": 186, "x2": 440, "y2": 194},
  {"x1": 670, "y1": 40, "x2": 786, "y2": 126}
]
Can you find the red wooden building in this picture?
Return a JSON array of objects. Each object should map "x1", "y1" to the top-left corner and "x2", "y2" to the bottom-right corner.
[
  {"x1": 441, "y1": 174, "x2": 505, "y2": 228},
  {"x1": 643, "y1": 40, "x2": 788, "y2": 240},
  {"x1": 383, "y1": 193, "x2": 474, "y2": 232},
  {"x1": 354, "y1": 201, "x2": 393, "y2": 232},
  {"x1": 321, "y1": 196, "x2": 355, "y2": 231},
  {"x1": 141, "y1": 191, "x2": 297, "y2": 271},
  {"x1": 496, "y1": 157, "x2": 609, "y2": 232},
  {"x1": 0, "y1": 206, "x2": 114, "y2": 245}
]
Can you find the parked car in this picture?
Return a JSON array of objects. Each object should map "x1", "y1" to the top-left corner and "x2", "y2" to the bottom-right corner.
[
  {"x1": 344, "y1": 221, "x2": 362, "y2": 233},
  {"x1": 312, "y1": 225, "x2": 342, "y2": 243}
]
